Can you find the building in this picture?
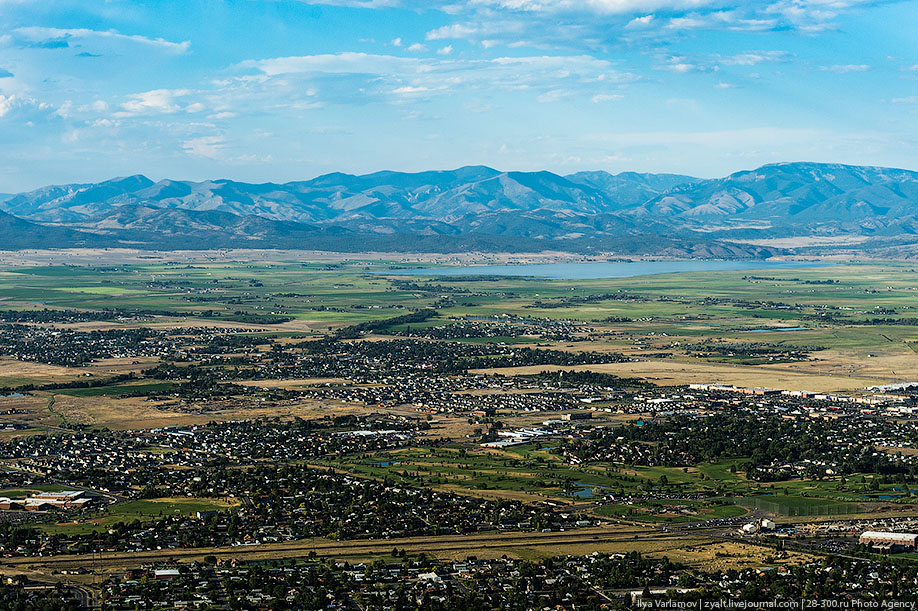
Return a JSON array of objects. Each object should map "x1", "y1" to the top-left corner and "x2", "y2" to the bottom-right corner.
[
  {"x1": 561, "y1": 412, "x2": 592, "y2": 421},
  {"x1": 859, "y1": 531, "x2": 918, "y2": 551},
  {"x1": 22, "y1": 490, "x2": 93, "y2": 511},
  {"x1": 0, "y1": 498, "x2": 23, "y2": 510}
]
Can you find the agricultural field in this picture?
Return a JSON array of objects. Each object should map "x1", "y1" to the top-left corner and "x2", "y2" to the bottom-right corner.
[
  {"x1": 1, "y1": 251, "x2": 918, "y2": 594},
  {"x1": 0, "y1": 256, "x2": 916, "y2": 390}
]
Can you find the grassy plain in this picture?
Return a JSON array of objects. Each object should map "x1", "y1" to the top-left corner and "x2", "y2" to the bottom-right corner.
[
  {"x1": 322, "y1": 444, "x2": 915, "y2": 518},
  {"x1": 38, "y1": 497, "x2": 241, "y2": 536},
  {"x1": 0, "y1": 525, "x2": 812, "y2": 576},
  {"x1": 2, "y1": 258, "x2": 917, "y2": 393},
  {"x1": 2, "y1": 253, "x2": 918, "y2": 575}
]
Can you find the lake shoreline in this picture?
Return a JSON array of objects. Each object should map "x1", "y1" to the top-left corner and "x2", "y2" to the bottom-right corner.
[{"x1": 384, "y1": 259, "x2": 835, "y2": 280}]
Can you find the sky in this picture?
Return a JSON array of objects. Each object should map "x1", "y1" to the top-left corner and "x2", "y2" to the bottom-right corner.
[{"x1": 0, "y1": 0, "x2": 916, "y2": 191}]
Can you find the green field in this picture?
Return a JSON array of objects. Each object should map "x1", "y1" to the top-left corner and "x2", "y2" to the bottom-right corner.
[
  {"x1": 738, "y1": 495, "x2": 865, "y2": 516},
  {"x1": 38, "y1": 497, "x2": 239, "y2": 536},
  {"x1": 1, "y1": 261, "x2": 917, "y2": 354},
  {"x1": 0, "y1": 485, "x2": 73, "y2": 497},
  {"x1": 595, "y1": 499, "x2": 748, "y2": 523},
  {"x1": 326, "y1": 445, "x2": 907, "y2": 520},
  {"x1": 5, "y1": 256, "x2": 918, "y2": 536},
  {"x1": 54, "y1": 382, "x2": 178, "y2": 397},
  {"x1": 331, "y1": 445, "x2": 618, "y2": 498}
]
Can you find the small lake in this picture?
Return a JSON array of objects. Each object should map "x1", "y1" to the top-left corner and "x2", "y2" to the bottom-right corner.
[
  {"x1": 387, "y1": 260, "x2": 833, "y2": 280},
  {"x1": 570, "y1": 482, "x2": 613, "y2": 498}
]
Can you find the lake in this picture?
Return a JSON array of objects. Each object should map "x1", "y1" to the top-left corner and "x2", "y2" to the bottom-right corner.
[{"x1": 388, "y1": 260, "x2": 833, "y2": 280}]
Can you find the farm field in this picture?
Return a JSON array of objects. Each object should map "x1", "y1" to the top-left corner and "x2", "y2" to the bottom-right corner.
[
  {"x1": 0, "y1": 256, "x2": 916, "y2": 393},
  {"x1": 737, "y1": 495, "x2": 864, "y2": 517},
  {"x1": 1, "y1": 251, "x2": 918, "y2": 590}
]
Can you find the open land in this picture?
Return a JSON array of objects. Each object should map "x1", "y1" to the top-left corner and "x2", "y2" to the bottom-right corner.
[{"x1": 1, "y1": 252, "x2": 918, "y2": 607}]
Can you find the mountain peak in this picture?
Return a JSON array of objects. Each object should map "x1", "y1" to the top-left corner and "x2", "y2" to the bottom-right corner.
[{"x1": 2, "y1": 162, "x2": 918, "y2": 250}]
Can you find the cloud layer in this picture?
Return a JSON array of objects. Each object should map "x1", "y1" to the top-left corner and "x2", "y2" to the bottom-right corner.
[{"x1": 0, "y1": 0, "x2": 912, "y2": 190}]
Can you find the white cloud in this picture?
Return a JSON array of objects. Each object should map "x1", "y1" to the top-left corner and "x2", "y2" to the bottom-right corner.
[
  {"x1": 821, "y1": 64, "x2": 870, "y2": 73},
  {"x1": 322, "y1": 0, "x2": 889, "y2": 51},
  {"x1": 14, "y1": 26, "x2": 190, "y2": 53},
  {"x1": 391, "y1": 37, "x2": 402, "y2": 46},
  {"x1": 426, "y1": 24, "x2": 479, "y2": 40},
  {"x1": 652, "y1": 50, "x2": 789, "y2": 74},
  {"x1": 234, "y1": 52, "x2": 633, "y2": 110},
  {"x1": 625, "y1": 14, "x2": 655, "y2": 27},
  {"x1": 118, "y1": 89, "x2": 191, "y2": 116},
  {"x1": 536, "y1": 89, "x2": 570, "y2": 102},
  {"x1": 466, "y1": 0, "x2": 720, "y2": 15},
  {"x1": 86, "y1": 100, "x2": 108, "y2": 112},
  {"x1": 182, "y1": 135, "x2": 226, "y2": 159},
  {"x1": 406, "y1": 43, "x2": 426, "y2": 52},
  {"x1": 392, "y1": 85, "x2": 433, "y2": 94},
  {"x1": 0, "y1": 94, "x2": 14, "y2": 118},
  {"x1": 297, "y1": 0, "x2": 400, "y2": 6},
  {"x1": 719, "y1": 51, "x2": 789, "y2": 66},
  {"x1": 591, "y1": 93, "x2": 623, "y2": 102},
  {"x1": 666, "y1": 15, "x2": 708, "y2": 29},
  {"x1": 55, "y1": 100, "x2": 74, "y2": 119},
  {"x1": 657, "y1": 57, "x2": 699, "y2": 72},
  {"x1": 239, "y1": 53, "x2": 415, "y2": 76},
  {"x1": 437, "y1": 45, "x2": 453, "y2": 55},
  {"x1": 0, "y1": 93, "x2": 46, "y2": 118}
]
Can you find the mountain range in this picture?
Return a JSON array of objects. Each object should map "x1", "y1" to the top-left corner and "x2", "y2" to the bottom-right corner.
[{"x1": 2, "y1": 162, "x2": 917, "y2": 256}]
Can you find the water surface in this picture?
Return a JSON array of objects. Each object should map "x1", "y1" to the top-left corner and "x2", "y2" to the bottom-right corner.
[{"x1": 388, "y1": 260, "x2": 832, "y2": 280}]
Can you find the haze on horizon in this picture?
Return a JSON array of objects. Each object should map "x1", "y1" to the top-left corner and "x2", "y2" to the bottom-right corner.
[{"x1": 0, "y1": 0, "x2": 916, "y2": 192}]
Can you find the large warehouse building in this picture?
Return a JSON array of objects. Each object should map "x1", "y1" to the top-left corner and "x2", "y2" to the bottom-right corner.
[{"x1": 859, "y1": 531, "x2": 918, "y2": 551}]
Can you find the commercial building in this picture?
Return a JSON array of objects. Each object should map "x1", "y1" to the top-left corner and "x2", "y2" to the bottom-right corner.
[{"x1": 859, "y1": 531, "x2": 918, "y2": 551}]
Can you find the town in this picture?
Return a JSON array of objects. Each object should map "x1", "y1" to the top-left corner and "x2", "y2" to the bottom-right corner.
[{"x1": 1, "y1": 258, "x2": 918, "y2": 608}]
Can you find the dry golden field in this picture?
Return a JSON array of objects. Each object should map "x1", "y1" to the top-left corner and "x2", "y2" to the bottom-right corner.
[
  {"x1": 0, "y1": 525, "x2": 800, "y2": 577},
  {"x1": 472, "y1": 359, "x2": 895, "y2": 392}
]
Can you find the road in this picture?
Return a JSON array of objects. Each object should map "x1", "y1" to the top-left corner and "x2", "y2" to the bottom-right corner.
[{"x1": 0, "y1": 524, "x2": 699, "y2": 574}]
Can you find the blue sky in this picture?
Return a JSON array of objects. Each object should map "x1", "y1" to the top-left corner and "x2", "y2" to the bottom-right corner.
[{"x1": 0, "y1": 0, "x2": 916, "y2": 191}]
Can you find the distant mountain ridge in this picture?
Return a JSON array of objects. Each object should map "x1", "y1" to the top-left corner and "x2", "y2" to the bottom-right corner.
[
  {"x1": 1, "y1": 162, "x2": 917, "y2": 255},
  {"x1": 2, "y1": 167, "x2": 695, "y2": 225},
  {"x1": 633, "y1": 162, "x2": 918, "y2": 235}
]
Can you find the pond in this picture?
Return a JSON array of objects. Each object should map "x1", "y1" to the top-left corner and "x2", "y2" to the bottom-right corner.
[{"x1": 570, "y1": 482, "x2": 612, "y2": 498}]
